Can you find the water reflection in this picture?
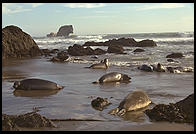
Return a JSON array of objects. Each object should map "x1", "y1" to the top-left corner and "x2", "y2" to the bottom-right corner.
[
  {"x1": 122, "y1": 106, "x2": 149, "y2": 122},
  {"x1": 13, "y1": 89, "x2": 60, "y2": 97}
]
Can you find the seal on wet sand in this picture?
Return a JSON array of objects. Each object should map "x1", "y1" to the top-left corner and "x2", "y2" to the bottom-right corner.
[
  {"x1": 85, "y1": 58, "x2": 109, "y2": 69},
  {"x1": 108, "y1": 90, "x2": 151, "y2": 116},
  {"x1": 156, "y1": 63, "x2": 166, "y2": 72},
  {"x1": 13, "y1": 78, "x2": 64, "y2": 90},
  {"x1": 92, "y1": 72, "x2": 131, "y2": 84}
]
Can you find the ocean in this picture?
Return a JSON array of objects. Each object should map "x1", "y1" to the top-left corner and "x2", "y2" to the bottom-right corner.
[{"x1": 2, "y1": 32, "x2": 194, "y2": 130}]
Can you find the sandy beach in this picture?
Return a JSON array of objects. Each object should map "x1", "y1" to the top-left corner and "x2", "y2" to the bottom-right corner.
[{"x1": 2, "y1": 57, "x2": 194, "y2": 131}]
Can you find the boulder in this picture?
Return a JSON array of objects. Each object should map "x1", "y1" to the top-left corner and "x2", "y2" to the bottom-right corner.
[
  {"x1": 166, "y1": 53, "x2": 184, "y2": 58},
  {"x1": 167, "y1": 58, "x2": 174, "y2": 62},
  {"x1": 107, "y1": 44, "x2": 125, "y2": 54},
  {"x1": 83, "y1": 41, "x2": 105, "y2": 47},
  {"x1": 133, "y1": 48, "x2": 145, "y2": 53},
  {"x1": 46, "y1": 32, "x2": 56, "y2": 37},
  {"x1": 2, "y1": 114, "x2": 19, "y2": 131},
  {"x1": 137, "y1": 39, "x2": 157, "y2": 47},
  {"x1": 91, "y1": 97, "x2": 111, "y2": 111},
  {"x1": 56, "y1": 25, "x2": 73, "y2": 36},
  {"x1": 145, "y1": 94, "x2": 194, "y2": 123},
  {"x1": 2, "y1": 25, "x2": 42, "y2": 59},
  {"x1": 83, "y1": 38, "x2": 138, "y2": 47},
  {"x1": 68, "y1": 44, "x2": 94, "y2": 56},
  {"x1": 94, "y1": 48, "x2": 107, "y2": 55},
  {"x1": 2, "y1": 112, "x2": 56, "y2": 131},
  {"x1": 104, "y1": 38, "x2": 138, "y2": 47},
  {"x1": 50, "y1": 51, "x2": 69, "y2": 62}
]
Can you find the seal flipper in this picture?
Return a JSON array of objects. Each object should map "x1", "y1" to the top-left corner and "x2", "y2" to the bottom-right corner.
[{"x1": 92, "y1": 81, "x2": 99, "y2": 84}]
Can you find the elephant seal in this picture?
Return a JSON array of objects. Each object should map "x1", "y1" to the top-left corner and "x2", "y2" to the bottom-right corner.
[
  {"x1": 108, "y1": 90, "x2": 151, "y2": 116},
  {"x1": 93, "y1": 72, "x2": 131, "y2": 84},
  {"x1": 156, "y1": 63, "x2": 166, "y2": 72},
  {"x1": 13, "y1": 78, "x2": 64, "y2": 90},
  {"x1": 138, "y1": 64, "x2": 153, "y2": 72},
  {"x1": 85, "y1": 58, "x2": 109, "y2": 69}
]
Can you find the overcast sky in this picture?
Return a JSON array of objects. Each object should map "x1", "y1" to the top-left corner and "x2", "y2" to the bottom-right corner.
[{"x1": 2, "y1": 3, "x2": 194, "y2": 36}]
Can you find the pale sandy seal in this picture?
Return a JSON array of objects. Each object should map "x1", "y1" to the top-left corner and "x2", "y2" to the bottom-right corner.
[
  {"x1": 108, "y1": 90, "x2": 151, "y2": 116},
  {"x1": 13, "y1": 78, "x2": 64, "y2": 90},
  {"x1": 93, "y1": 72, "x2": 131, "y2": 84},
  {"x1": 85, "y1": 58, "x2": 109, "y2": 69}
]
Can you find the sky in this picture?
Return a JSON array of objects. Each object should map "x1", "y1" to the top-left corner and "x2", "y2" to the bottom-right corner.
[{"x1": 2, "y1": 3, "x2": 194, "y2": 37}]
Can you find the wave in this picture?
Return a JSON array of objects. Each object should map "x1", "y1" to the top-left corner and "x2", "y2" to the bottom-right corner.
[{"x1": 34, "y1": 32, "x2": 194, "y2": 50}]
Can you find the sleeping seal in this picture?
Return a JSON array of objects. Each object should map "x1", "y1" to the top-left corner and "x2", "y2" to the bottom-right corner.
[
  {"x1": 85, "y1": 58, "x2": 109, "y2": 69},
  {"x1": 108, "y1": 90, "x2": 151, "y2": 116},
  {"x1": 13, "y1": 78, "x2": 64, "y2": 90},
  {"x1": 93, "y1": 72, "x2": 131, "y2": 84}
]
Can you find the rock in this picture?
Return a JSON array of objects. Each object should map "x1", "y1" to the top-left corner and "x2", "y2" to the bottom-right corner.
[
  {"x1": 50, "y1": 51, "x2": 69, "y2": 62},
  {"x1": 56, "y1": 25, "x2": 73, "y2": 36},
  {"x1": 2, "y1": 114, "x2": 19, "y2": 131},
  {"x1": 2, "y1": 112, "x2": 56, "y2": 131},
  {"x1": 145, "y1": 94, "x2": 194, "y2": 123},
  {"x1": 83, "y1": 41, "x2": 105, "y2": 47},
  {"x1": 41, "y1": 49, "x2": 59, "y2": 57},
  {"x1": 166, "y1": 53, "x2": 184, "y2": 58},
  {"x1": 83, "y1": 38, "x2": 138, "y2": 47},
  {"x1": 68, "y1": 44, "x2": 92, "y2": 56},
  {"x1": 175, "y1": 94, "x2": 194, "y2": 123},
  {"x1": 68, "y1": 44, "x2": 104, "y2": 56},
  {"x1": 2, "y1": 25, "x2": 42, "y2": 59},
  {"x1": 50, "y1": 49, "x2": 59, "y2": 54},
  {"x1": 46, "y1": 32, "x2": 56, "y2": 37},
  {"x1": 94, "y1": 48, "x2": 107, "y2": 55},
  {"x1": 137, "y1": 39, "x2": 157, "y2": 47},
  {"x1": 167, "y1": 59, "x2": 174, "y2": 62},
  {"x1": 107, "y1": 44, "x2": 125, "y2": 54},
  {"x1": 133, "y1": 48, "x2": 145, "y2": 53},
  {"x1": 91, "y1": 97, "x2": 111, "y2": 111},
  {"x1": 105, "y1": 38, "x2": 138, "y2": 47}
]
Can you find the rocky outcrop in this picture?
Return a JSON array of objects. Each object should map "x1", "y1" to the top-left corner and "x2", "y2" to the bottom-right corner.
[
  {"x1": 46, "y1": 32, "x2": 56, "y2": 37},
  {"x1": 2, "y1": 25, "x2": 42, "y2": 59},
  {"x1": 166, "y1": 53, "x2": 184, "y2": 58},
  {"x1": 2, "y1": 112, "x2": 56, "y2": 131},
  {"x1": 68, "y1": 44, "x2": 106, "y2": 56},
  {"x1": 145, "y1": 94, "x2": 194, "y2": 123},
  {"x1": 107, "y1": 44, "x2": 125, "y2": 54},
  {"x1": 91, "y1": 97, "x2": 111, "y2": 111},
  {"x1": 133, "y1": 48, "x2": 145, "y2": 53},
  {"x1": 50, "y1": 51, "x2": 69, "y2": 62},
  {"x1": 41, "y1": 49, "x2": 59, "y2": 57},
  {"x1": 137, "y1": 39, "x2": 157, "y2": 47},
  {"x1": 83, "y1": 38, "x2": 157, "y2": 47},
  {"x1": 94, "y1": 48, "x2": 107, "y2": 55},
  {"x1": 56, "y1": 25, "x2": 73, "y2": 36}
]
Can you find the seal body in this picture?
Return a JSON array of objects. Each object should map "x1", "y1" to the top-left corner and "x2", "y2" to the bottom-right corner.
[
  {"x1": 13, "y1": 79, "x2": 64, "y2": 90},
  {"x1": 109, "y1": 90, "x2": 151, "y2": 116},
  {"x1": 156, "y1": 63, "x2": 166, "y2": 72},
  {"x1": 88, "y1": 58, "x2": 109, "y2": 69},
  {"x1": 98, "y1": 72, "x2": 131, "y2": 83},
  {"x1": 138, "y1": 64, "x2": 153, "y2": 72}
]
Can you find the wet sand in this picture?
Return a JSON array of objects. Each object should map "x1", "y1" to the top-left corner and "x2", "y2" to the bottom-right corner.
[
  {"x1": 2, "y1": 57, "x2": 194, "y2": 131},
  {"x1": 19, "y1": 121, "x2": 194, "y2": 131}
]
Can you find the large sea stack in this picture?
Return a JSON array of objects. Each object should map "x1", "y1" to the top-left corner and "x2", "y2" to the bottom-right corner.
[
  {"x1": 2, "y1": 25, "x2": 42, "y2": 59},
  {"x1": 56, "y1": 25, "x2": 73, "y2": 36}
]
